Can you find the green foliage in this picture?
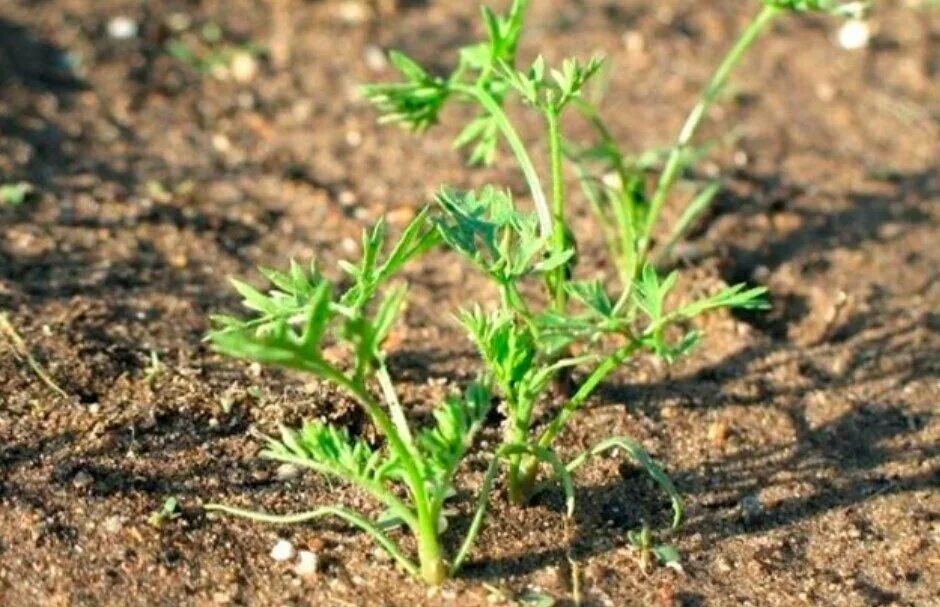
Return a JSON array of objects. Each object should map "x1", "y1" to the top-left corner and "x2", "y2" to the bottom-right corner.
[
  {"x1": 206, "y1": 212, "x2": 498, "y2": 585},
  {"x1": 359, "y1": 52, "x2": 451, "y2": 132},
  {"x1": 148, "y1": 497, "x2": 180, "y2": 528},
  {"x1": 764, "y1": 0, "x2": 870, "y2": 17},
  {"x1": 0, "y1": 182, "x2": 32, "y2": 206},
  {"x1": 500, "y1": 55, "x2": 604, "y2": 110},
  {"x1": 436, "y1": 187, "x2": 572, "y2": 284},
  {"x1": 203, "y1": 0, "x2": 853, "y2": 587}
]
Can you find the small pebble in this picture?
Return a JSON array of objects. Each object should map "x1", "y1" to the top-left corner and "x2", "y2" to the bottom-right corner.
[
  {"x1": 364, "y1": 45, "x2": 387, "y2": 72},
  {"x1": 708, "y1": 420, "x2": 730, "y2": 446},
  {"x1": 73, "y1": 470, "x2": 94, "y2": 489},
  {"x1": 230, "y1": 52, "x2": 258, "y2": 83},
  {"x1": 271, "y1": 539, "x2": 295, "y2": 562},
  {"x1": 337, "y1": 1, "x2": 370, "y2": 24},
  {"x1": 623, "y1": 30, "x2": 645, "y2": 54},
  {"x1": 275, "y1": 463, "x2": 301, "y2": 482},
  {"x1": 836, "y1": 19, "x2": 871, "y2": 50},
  {"x1": 103, "y1": 515, "x2": 123, "y2": 534},
  {"x1": 740, "y1": 494, "x2": 763, "y2": 522},
  {"x1": 294, "y1": 550, "x2": 318, "y2": 577},
  {"x1": 107, "y1": 16, "x2": 138, "y2": 40}
]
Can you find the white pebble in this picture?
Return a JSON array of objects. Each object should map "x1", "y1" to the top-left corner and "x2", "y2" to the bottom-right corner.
[
  {"x1": 364, "y1": 45, "x2": 387, "y2": 72},
  {"x1": 837, "y1": 19, "x2": 870, "y2": 50},
  {"x1": 337, "y1": 1, "x2": 369, "y2": 24},
  {"x1": 294, "y1": 550, "x2": 318, "y2": 577},
  {"x1": 230, "y1": 52, "x2": 258, "y2": 83},
  {"x1": 103, "y1": 516, "x2": 123, "y2": 534},
  {"x1": 275, "y1": 463, "x2": 301, "y2": 481},
  {"x1": 271, "y1": 539, "x2": 296, "y2": 562},
  {"x1": 107, "y1": 16, "x2": 138, "y2": 40}
]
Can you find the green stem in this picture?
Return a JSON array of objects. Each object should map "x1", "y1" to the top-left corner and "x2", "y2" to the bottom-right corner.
[
  {"x1": 536, "y1": 341, "x2": 640, "y2": 450},
  {"x1": 545, "y1": 107, "x2": 568, "y2": 311},
  {"x1": 452, "y1": 443, "x2": 575, "y2": 574},
  {"x1": 261, "y1": 450, "x2": 418, "y2": 530},
  {"x1": 570, "y1": 99, "x2": 636, "y2": 291},
  {"x1": 563, "y1": 436, "x2": 684, "y2": 529},
  {"x1": 375, "y1": 360, "x2": 417, "y2": 453},
  {"x1": 319, "y1": 364, "x2": 443, "y2": 583},
  {"x1": 452, "y1": 83, "x2": 552, "y2": 239},
  {"x1": 204, "y1": 504, "x2": 422, "y2": 579},
  {"x1": 640, "y1": 4, "x2": 780, "y2": 262}
]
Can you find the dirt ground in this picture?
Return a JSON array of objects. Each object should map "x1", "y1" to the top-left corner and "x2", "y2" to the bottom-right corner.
[{"x1": 1, "y1": 0, "x2": 938, "y2": 605}]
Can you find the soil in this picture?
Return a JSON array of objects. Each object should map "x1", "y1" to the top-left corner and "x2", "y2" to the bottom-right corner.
[{"x1": 1, "y1": 1, "x2": 938, "y2": 606}]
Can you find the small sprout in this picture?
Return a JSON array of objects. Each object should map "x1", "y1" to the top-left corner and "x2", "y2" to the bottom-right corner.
[
  {"x1": 148, "y1": 497, "x2": 180, "y2": 528},
  {"x1": 0, "y1": 182, "x2": 33, "y2": 206},
  {"x1": 517, "y1": 589, "x2": 557, "y2": 607},
  {"x1": 143, "y1": 350, "x2": 164, "y2": 386},
  {"x1": 204, "y1": 211, "x2": 528, "y2": 586},
  {"x1": 627, "y1": 523, "x2": 682, "y2": 574}
]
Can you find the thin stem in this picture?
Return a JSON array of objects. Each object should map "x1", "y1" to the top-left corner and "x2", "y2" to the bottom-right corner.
[
  {"x1": 452, "y1": 83, "x2": 552, "y2": 239},
  {"x1": 0, "y1": 313, "x2": 68, "y2": 399},
  {"x1": 536, "y1": 341, "x2": 640, "y2": 449},
  {"x1": 640, "y1": 4, "x2": 780, "y2": 261},
  {"x1": 204, "y1": 504, "x2": 421, "y2": 578},
  {"x1": 375, "y1": 360, "x2": 417, "y2": 452},
  {"x1": 317, "y1": 362, "x2": 442, "y2": 580},
  {"x1": 545, "y1": 107, "x2": 568, "y2": 311},
  {"x1": 260, "y1": 450, "x2": 419, "y2": 530},
  {"x1": 564, "y1": 436, "x2": 683, "y2": 529},
  {"x1": 570, "y1": 99, "x2": 636, "y2": 290},
  {"x1": 452, "y1": 443, "x2": 575, "y2": 574}
]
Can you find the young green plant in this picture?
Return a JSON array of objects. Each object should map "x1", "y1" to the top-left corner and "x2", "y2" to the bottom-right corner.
[
  {"x1": 203, "y1": 212, "x2": 575, "y2": 585},
  {"x1": 363, "y1": 0, "x2": 866, "y2": 513},
  {"x1": 363, "y1": 0, "x2": 868, "y2": 296},
  {"x1": 435, "y1": 185, "x2": 767, "y2": 513}
]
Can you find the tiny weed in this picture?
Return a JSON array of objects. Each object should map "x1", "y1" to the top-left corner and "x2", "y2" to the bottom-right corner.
[
  {"x1": 164, "y1": 21, "x2": 264, "y2": 80},
  {"x1": 143, "y1": 350, "x2": 164, "y2": 386},
  {"x1": 627, "y1": 523, "x2": 682, "y2": 574},
  {"x1": 0, "y1": 182, "x2": 33, "y2": 206},
  {"x1": 148, "y1": 497, "x2": 180, "y2": 528}
]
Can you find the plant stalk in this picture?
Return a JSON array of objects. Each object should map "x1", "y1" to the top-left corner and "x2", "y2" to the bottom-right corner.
[
  {"x1": 639, "y1": 4, "x2": 780, "y2": 262},
  {"x1": 545, "y1": 107, "x2": 569, "y2": 311},
  {"x1": 452, "y1": 84, "x2": 553, "y2": 240},
  {"x1": 514, "y1": 341, "x2": 640, "y2": 498}
]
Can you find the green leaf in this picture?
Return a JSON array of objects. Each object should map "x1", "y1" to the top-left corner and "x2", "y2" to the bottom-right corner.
[
  {"x1": 0, "y1": 182, "x2": 33, "y2": 206},
  {"x1": 360, "y1": 52, "x2": 451, "y2": 132},
  {"x1": 418, "y1": 382, "x2": 491, "y2": 498},
  {"x1": 566, "y1": 280, "x2": 614, "y2": 318},
  {"x1": 436, "y1": 186, "x2": 562, "y2": 282},
  {"x1": 764, "y1": 0, "x2": 868, "y2": 17},
  {"x1": 676, "y1": 283, "x2": 770, "y2": 319},
  {"x1": 652, "y1": 544, "x2": 681, "y2": 565},
  {"x1": 632, "y1": 264, "x2": 677, "y2": 325}
]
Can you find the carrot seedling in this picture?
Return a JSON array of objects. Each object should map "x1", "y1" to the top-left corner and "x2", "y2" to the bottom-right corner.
[
  {"x1": 204, "y1": 212, "x2": 574, "y2": 585},
  {"x1": 363, "y1": 0, "x2": 866, "y2": 513}
]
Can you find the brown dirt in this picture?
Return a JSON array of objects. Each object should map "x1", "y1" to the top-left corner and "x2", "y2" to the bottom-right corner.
[{"x1": 1, "y1": 1, "x2": 938, "y2": 605}]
